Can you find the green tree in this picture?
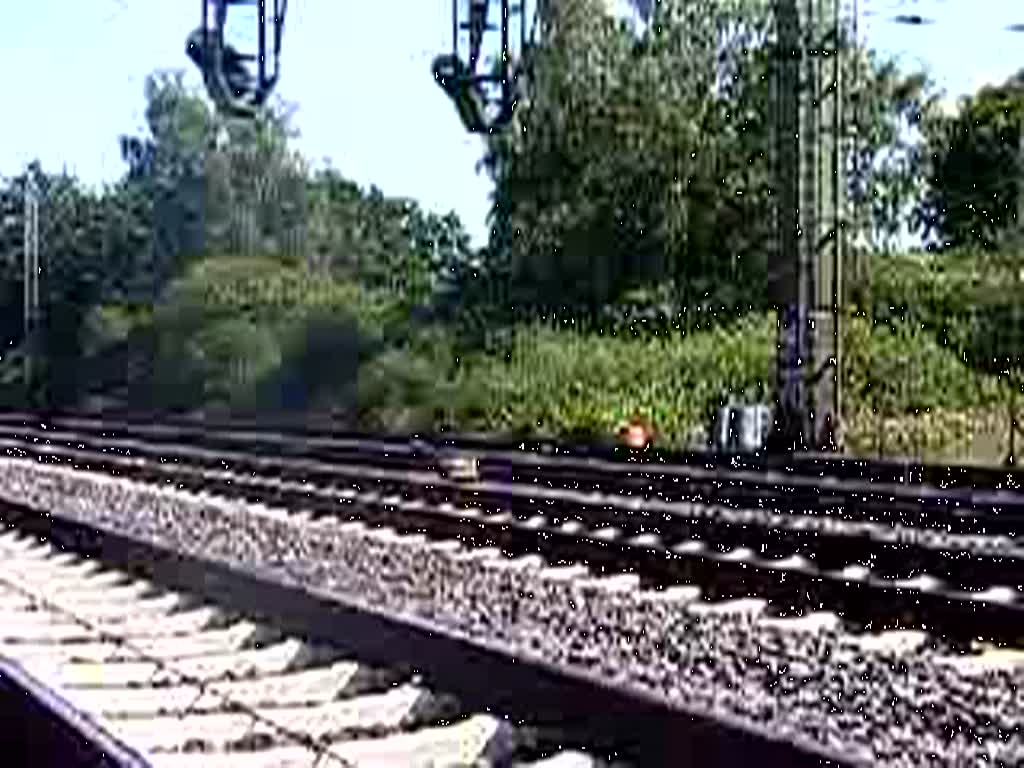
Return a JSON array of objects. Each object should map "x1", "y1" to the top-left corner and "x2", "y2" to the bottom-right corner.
[
  {"x1": 118, "y1": 71, "x2": 309, "y2": 288},
  {"x1": 481, "y1": 0, "x2": 936, "y2": 316},
  {"x1": 917, "y1": 69, "x2": 1024, "y2": 251},
  {"x1": 118, "y1": 71, "x2": 218, "y2": 297},
  {"x1": 304, "y1": 165, "x2": 475, "y2": 311},
  {"x1": 204, "y1": 100, "x2": 310, "y2": 260},
  {"x1": 0, "y1": 164, "x2": 117, "y2": 407}
]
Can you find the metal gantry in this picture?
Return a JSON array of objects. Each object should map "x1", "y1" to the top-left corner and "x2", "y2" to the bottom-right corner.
[
  {"x1": 189, "y1": 0, "x2": 288, "y2": 117},
  {"x1": 433, "y1": 0, "x2": 532, "y2": 133}
]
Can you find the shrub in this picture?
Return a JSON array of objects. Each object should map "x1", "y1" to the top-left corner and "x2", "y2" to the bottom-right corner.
[
  {"x1": 150, "y1": 255, "x2": 380, "y2": 412},
  {"x1": 353, "y1": 309, "x2": 1015, "y2": 456}
]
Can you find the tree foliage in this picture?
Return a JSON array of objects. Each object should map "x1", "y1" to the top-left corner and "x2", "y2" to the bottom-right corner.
[
  {"x1": 917, "y1": 69, "x2": 1024, "y2": 251},
  {"x1": 482, "y1": 0, "x2": 944, "y2": 315}
]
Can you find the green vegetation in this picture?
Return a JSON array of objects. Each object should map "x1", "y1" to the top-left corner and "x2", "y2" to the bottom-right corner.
[
  {"x1": 0, "y1": 0, "x2": 1021, "y2": 464},
  {"x1": 350, "y1": 310, "x2": 1015, "y2": 459}
]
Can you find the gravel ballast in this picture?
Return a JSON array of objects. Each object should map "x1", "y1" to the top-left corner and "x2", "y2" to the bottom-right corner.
[{"x1": 0, "y1": 456, "x2": 1021, "y2": 767}]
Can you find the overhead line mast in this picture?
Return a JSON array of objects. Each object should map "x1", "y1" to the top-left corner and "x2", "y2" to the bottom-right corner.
[{"x1": 767, "y1": 0, "x2": 851, "y2": 453}]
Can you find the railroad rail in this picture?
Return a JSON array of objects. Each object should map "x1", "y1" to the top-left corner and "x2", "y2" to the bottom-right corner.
[
  {"x1": 1, "y1": 414, "x2": 1021, "y2": 530},
  {"x1": 0, "y1": 426, "x2": 1022, "y2": 765},
  {"x1": 3, "y1": 410, "x2": 1020, "y2": 492}
]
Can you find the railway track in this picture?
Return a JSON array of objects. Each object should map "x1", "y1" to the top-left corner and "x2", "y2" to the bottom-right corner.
[
  {"x1": 5, "y1": 411, "x2": 1021, "y2": 496},
  {"x1": 0, "y1": 524, "x2": 616, "y2": 768},
  {"x1": 6, "y1": 410, "x2": 1021, "y2": 493},
  {"x1": 0, "y1": 431, "x2": 1023, "y2": 764},
  {"x1": 4, "y1": 430, "x2": 1024, "y2": 644},
  {"x1": 2, "y1": 418, "x2": 1022, "y2": 536}
]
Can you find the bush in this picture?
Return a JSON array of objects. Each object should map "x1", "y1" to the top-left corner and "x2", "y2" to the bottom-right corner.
[
  {"x1": 129, "y1": 249, "x2": 1018, "y2": 461},
  {"x1": 149, "y1": 254, "x2": 384, "y2": 412},
  {"x1": 352, "y1": 308, "x2": 1016, "y2": 456},
  {"x1": 189, "y1": 317, "x2": 283, "y2": 409},
  {"x1": 82, "y1": 304, "x2": 154, "y2": 353},
  {"x1": 355, "y1": 329, "x2": 459, "y2": 433},
  {"x1": 870, "y1": 247, "x2": 1024, "y2": 371},
  {"x1": 437, "y1": 314, "x2": 775, "y2": 448},
  {"x1": 843, "y1": 312, "x2": 1004, "y2": 414}
]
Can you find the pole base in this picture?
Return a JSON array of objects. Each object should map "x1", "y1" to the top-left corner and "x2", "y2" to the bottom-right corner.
[
  {"x1": 765, "y1": 405, "x2": 806, "y2": 454},
  {"x1": 815, "y1": 413, "x2": 844, "y2": 453}
]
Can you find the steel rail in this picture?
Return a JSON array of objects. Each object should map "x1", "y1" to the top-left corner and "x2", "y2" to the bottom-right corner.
[
  {"x1": 1, "y1": 418, "x2": 1022, "y2": 534},
  {"x1": 2, "y1": 409, "x2": 1022, "y2": 492}
]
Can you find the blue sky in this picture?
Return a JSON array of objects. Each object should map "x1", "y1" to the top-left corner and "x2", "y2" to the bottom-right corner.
[{"x1": 2, "y1": 1, "x2": 1023, "y2": 246}]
